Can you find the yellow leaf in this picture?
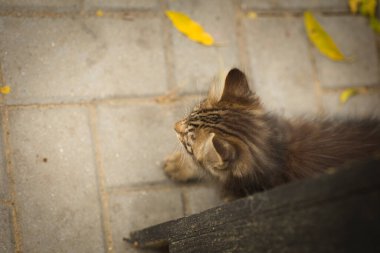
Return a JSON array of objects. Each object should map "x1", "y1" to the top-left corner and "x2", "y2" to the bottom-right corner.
[
  {"x1": 349, "y1": 0, "x2": 363, "y2": 13},
  {"x1": 339, "y1": 87, "x2": 368, "y2": 104},
  {"x1": 360, "y1": 0, "x2": 377, "y2": 17},
  {"x1": 165, "y1": 10, "x2": 214, "y2": 46},
  {"x1": 340, "y1": 88, "x2": 359, "y2": 103},
  {"x1": 96, "y1": 9, "x2": 104, "y2": 17},
  {"x1": 0, "y1": 85, "x2": 11, "y2": 94},
  {"x1": 304, "y1": 11, "x2": 346, "y2": 61},
  {"x1": 247, "y1": 11, "x2": 258, "y2": 19}
]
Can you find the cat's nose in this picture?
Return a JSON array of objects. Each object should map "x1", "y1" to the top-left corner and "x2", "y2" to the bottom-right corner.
[{"x1": 174, "y1": 120, "x2": 186, "y2": 134}]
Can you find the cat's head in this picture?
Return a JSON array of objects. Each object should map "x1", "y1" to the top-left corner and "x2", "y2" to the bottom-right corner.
[{"x1": 174, "y1": 68, "x2": 266, "y2": 182}]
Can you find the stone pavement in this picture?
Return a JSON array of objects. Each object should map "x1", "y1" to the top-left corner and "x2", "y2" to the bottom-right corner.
[{"x1": 0, "y1": 0, "x2": 379, "y2": 252}]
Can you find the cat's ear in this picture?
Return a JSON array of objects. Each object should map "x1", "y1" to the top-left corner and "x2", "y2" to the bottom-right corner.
[
  {"x1": 220, "y1": 68, "x2": 252, "y2": 103},
  {"x1": 203, "y1": 133, "x2": 235, "y2": 170}
]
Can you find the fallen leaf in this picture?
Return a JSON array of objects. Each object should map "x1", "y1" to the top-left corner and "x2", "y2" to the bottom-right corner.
[
  {"x1": 155, "y1": 89, "x2": 179, "y2": 104},
  {"x1": 340, "y1": 88, "x2": 358, "y2": 103},
  {"x1": 96, "y1": 9, "x2": 104, "y2": 17},
  {"x1": 304, "y1": 11, "x2": 346, "y2": 61},
  {"x1": 349, "y1": 0, "x2": 363, "y2": 13},
  {"x1": 0, "y1": 85, "x2": 11, "y2": 94},
  {"x1": 339, "y1": 87, "x2": 368, "y2": 104},
  {"x1": 165, "y1": 10, "x2": 214, "y2": 46},
  {"x1": 360, "y1": 0, "x2": 376, "y2": 17},
  {"x1": 247, "y1": 11, "x2": 258, "y2": 19},
  {"x1": 370, "y1": 16, "x2": 380, "y2": 32}
]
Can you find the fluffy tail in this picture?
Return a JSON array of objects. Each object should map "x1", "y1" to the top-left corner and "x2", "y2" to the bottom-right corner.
[{"x1": 285, "y1": 118, "x2": 380, "y2": 179}]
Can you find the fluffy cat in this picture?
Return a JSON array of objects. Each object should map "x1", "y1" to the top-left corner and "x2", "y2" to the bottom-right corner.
[{"x1": 164, "y1": 68, "x2": 380, "y2": 198}]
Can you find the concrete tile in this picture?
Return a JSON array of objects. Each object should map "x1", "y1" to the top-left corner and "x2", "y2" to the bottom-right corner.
[
  {"x1": 241, "y1": 0, "x2": 348, "y2": 11},
  {"x1": 322, "y1": 92, "x2": 380, "y2": 119},
  {"x1": 84, "y1": 0, "x2": 159, "y2": 10},
  {"x1": 0, "y1": 111, "x2": 10, "y2": 200},
  {"x1": 97, "y1": 101, "x2": 193, "y2": 188},
  {"x1": 109, "y1": 190, "x2": 183, "y2": 253},
  {"x1": 169, "y1": 0, "x2": 240, "y2": 94},
  {"x1": 8, "y1": 108, "x2": 104, "y2": 252},
  {"x1": 244, "y1": 16, "x2": 318, "y2": 117},
  {"x1": 0, "y1": 16, "x2": 167, "y2": 104},
  {"x1": 0, "y1": 205, "x2": 14, "y2": 253},
  {"x1": 0, "y1": 0, "x2": 81, "y2": 11},
  {"x1": 185, "y1": 186, "x2": 222, "y2": 215},
  {"x1": 313, "y1": 16, "x2": 379, "y2": 88}
]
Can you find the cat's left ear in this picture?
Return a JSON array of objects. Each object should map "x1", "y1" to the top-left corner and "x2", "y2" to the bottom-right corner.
[{"x1": 220, "y1": 68, "x2": 253, "y2": 104}]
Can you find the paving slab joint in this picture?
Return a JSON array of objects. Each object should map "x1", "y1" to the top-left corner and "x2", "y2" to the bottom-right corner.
[
  {"x1": 1, "y1": 107, "x2": 22, "y2": 252},
  {"x1": 88, "y1": 105, "x2": 114, "y2": 253}
]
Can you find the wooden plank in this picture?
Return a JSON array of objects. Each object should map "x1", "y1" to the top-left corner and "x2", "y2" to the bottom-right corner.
[
  {"x1": 127, "y1": 220, "x2": 175, "y2": 248},
  {"x1": 127, "y1": 159, "x2": 380, "y2": 253}
]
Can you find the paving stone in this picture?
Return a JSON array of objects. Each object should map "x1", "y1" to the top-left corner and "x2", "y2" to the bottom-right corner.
[
  {"x1": 84, "y1": 0, "x2": 159, "y2": 10},
  {"x1": 313, "y1": 16, "x2": 379, "y2": 88},
  {"x1": 244, "y1": 16, "x2": 318, "y2": 117},
  {"x1": 322, "y1": 92, "x2": 380, "y2": 119},
  {"x1": 8, "y1": 107, "x2": 104, "y2": 252},
  {"x1": 0, "y1": 16, "x2": 167, "y2": 104},
  {"x1": 0, "y1": 205, "x2": 14, "y2": 253},
  {"x1": 97, "y1": 101, "x2": 194, "y2": 188},
  {"x1": 241, "y1": 0, "x2": 348, "y2": 11},
  {"x1": 0, "y1": 111, "x2": 10, "y2": 200},
  {"x1": 109, "y1": 190, "x2": 183, "y2": 253},
  {"x1": 185, "y1": 186, "x2": 222, "y2": 215},
  {"x1": 0, "y1": 0, "x2": 81, "y2": 11},
  {"x1": 169, "y1": 0, "x2": 240, "y2": 94}
]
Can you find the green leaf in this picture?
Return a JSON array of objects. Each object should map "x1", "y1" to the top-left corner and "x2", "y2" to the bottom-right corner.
[{"x1": 370, "y1": 16, "x2": 380, "y2": 32}]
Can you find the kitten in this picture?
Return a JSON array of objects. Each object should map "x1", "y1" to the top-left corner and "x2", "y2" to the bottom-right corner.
[{"x1": 164, "y1": 68, "x2": 380, "y2": 198}]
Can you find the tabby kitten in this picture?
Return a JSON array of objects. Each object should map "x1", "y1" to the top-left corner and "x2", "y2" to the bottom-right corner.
[{"x1": 164, "y1": 68, "x2": 380, "y2": 198}]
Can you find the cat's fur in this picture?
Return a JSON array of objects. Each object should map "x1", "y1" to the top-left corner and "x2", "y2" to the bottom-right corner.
[{"x1": 164, "y1": 68, "x2": 380, "y2": 198}]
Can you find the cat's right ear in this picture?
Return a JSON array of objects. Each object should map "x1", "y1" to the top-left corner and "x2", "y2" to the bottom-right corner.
[
  {"x1": 202, "y1": 133, "x2": 236, "y2": 170},
  {"x1": 220, "y1": 68, "x2": 253, "y2": 104}
]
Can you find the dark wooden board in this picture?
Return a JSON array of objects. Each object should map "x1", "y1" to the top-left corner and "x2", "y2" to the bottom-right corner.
[{"x1": 128, "y1": 159, "x2": 380, "y2": 253}]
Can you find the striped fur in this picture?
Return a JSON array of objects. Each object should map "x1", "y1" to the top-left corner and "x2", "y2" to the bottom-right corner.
[{"x1": 167, "y1": 68, "x2": 380, "y2": 198}]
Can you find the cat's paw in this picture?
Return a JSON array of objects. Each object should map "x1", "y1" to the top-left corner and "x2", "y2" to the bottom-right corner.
[{"x1": 163, "y1": 152, "x2": 198, "y2": 182}]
